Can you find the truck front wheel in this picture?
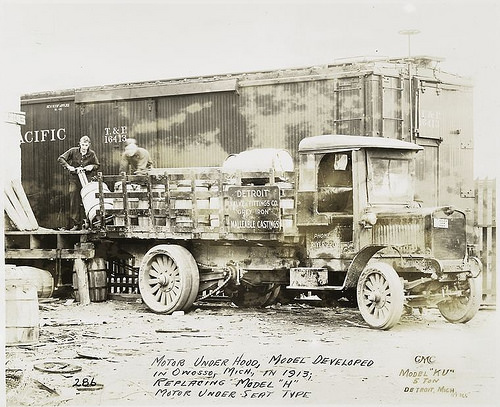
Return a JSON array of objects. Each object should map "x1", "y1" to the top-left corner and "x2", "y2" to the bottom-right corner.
[
  {"x1": 357, "y1": 262, "x2": 404, "y2": 330},
  {"x1": 138, "y1": 245, "x2": 199, "y2": 313}
]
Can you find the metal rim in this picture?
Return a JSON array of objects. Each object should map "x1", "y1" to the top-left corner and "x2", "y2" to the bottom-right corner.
[
  {"x1": 139, "y1": 245, "x2": 199, "y2": 313},
  {"x1": 33, "y1": 361, "x2": 82, "y2": 374},
  {"x1": 357, "y1": 262, "x2": 404, "y2": 330}
]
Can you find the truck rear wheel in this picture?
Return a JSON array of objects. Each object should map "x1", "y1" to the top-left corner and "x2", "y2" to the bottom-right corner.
[
  {"x1": 139, "y1": 245, "x2": 200, "y2": 313},
  {"x1": 357, "y1": 262, "x2": 404, "y2": 330},
  {"x1": 437, "y1": 274, "x2": 482, "y2": 324}
]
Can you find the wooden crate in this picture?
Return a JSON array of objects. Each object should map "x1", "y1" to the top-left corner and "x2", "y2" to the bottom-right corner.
[
  {"x1": 475, "y1": 178, "x2": 496, "y2": 305},
  {"x1": 107, "y1": 259, "x2": 139, "y2": 294},
  {"x1": 96, "y1": 169, "x2": 297, "y2": 241}
]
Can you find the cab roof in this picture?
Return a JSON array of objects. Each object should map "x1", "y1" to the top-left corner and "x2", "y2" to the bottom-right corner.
[{"x1": 298, "y1": 135, "x2": 423, "y2": 153}]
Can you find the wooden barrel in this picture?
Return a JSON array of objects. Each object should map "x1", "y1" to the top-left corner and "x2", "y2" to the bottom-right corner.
[
  {"x1": 5, "y1": 280, "x2": 39, "y2": 346},
  {"x1": 81, "y1": 181, "x2": 113, "y2": 222},
  {"x1": 5, "y1": 266, "x2": 54, "y2": 298},
  {"x1": 73, "y1": 258, "x2": 108, "y2": 302}
]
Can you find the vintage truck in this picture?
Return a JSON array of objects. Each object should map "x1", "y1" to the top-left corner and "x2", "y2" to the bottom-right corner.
[{"x1": 90, "y1": 134, "x2": 482, "y2": 330}]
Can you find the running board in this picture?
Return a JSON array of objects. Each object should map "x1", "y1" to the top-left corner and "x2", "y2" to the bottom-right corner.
[{"x1": 286, "y1": 285, "x2": 344, "y2": 291}]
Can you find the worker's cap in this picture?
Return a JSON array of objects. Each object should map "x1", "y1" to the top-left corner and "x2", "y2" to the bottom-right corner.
[
  {"x1": 80, "y1": 136, "x2": 91, "y2": 144},
  {"x1": 125, "y1": 138, "x2": 137, "y2": 146}
]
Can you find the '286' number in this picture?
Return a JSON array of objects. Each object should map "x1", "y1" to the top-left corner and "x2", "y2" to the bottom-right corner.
[{"x1": 73, "y1": 377, "x2": 97, "y2": 387}]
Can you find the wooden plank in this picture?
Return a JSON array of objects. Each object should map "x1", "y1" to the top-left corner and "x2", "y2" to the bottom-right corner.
[
  {"x1": 4, "y1": 186, "x2": 33, "y2": 230},
  {"x1": 5, "y1": 248, "x2": 95, "y2": 259},
  {"x1": 475, "y1": 178, "x2": 497, "y2": 227},
  {"x1": 11, "y1": 179, "x2": 39, "y2": 229},
  {"x1": 3, "y1": 191, "x2": 26, "y2": 230},
  {"x1": 73, "y1": 259, "x2": 90, "y2": 305},
  {"x1": 29, "y1": 235, "x2": 41, "y2": 249},
  {"x1": 4, "y1": 228, "x2": 88, "y2": 236},
  {"x1": 486, "y1": 180, "x2": 494, "y2": 227},
  {"x1": 75, "y1": 79, "x2": 238, "y2": 103}
]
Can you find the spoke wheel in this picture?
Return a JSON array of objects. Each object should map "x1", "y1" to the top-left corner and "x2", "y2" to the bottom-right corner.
[
  {"x1": 438, "y1": 273, "x2": 482, "y2": 324},
  {"x1": 231, "y1": 284, "x2": 280, "y2": 308},
  {"x1": 357, "y1": 262, "x2": 404, "y2": 330},
  {"x1": 139, "y1": 245, "x2": 199, "y2": 313}
]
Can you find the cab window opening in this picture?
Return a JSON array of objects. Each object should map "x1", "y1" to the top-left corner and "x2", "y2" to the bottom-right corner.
[{"x1": 317, "y1": 152, "x2": 353, "y2": 213}]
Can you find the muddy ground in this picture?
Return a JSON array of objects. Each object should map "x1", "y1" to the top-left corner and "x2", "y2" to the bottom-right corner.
[{"x1": 4, "y1": 297, "x2": 498, "y2": 407}]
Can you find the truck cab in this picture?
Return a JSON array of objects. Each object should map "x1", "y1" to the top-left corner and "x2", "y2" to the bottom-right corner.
[
  {"x1": 291, "y1": 135, "x2": 481, "y2": 329},
  {"x1": 297, "y1": 135, "x2": 422, "y2": 263}
]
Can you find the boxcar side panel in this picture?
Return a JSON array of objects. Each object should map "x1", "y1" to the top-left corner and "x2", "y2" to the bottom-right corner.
[
  {"x1": 155, "y1": 91, "x2": 243, "y2": 168},
  {"x1": 20, "y1": 99, "x2": 79, "y2": 227},
  {"x1": 417, "y1": 82, "x2": 474, "y2": 211},
  {"x1": 79, "y1": 99, "x2": 158, "y2": 174},
  {"x1": 240, "y1": 79, "x2": 336, "y2": 155}
]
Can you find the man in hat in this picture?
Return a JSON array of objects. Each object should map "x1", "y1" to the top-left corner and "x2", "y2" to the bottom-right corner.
[
  {"x1": 119, "y1": 138, "x2": 153, "y2": 175},
  {"x1": 58, "y1": 136, "x2": 100, "y2": 230}
]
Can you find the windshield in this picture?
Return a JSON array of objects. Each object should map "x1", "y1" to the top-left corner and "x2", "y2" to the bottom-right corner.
[{"x1": 367, "y1": 151, "x2": 414, "y2": 204}]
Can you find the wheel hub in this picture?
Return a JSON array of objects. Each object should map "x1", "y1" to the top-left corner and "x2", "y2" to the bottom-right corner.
[
  {"x1": 158, "y1": 273, "x2": 169, "y2": 286},
  {"x1": 367, "y1": 289, "x2": 386, "y2": 308},
  {"x1": 157, "y1": 272, "x2": 175, "y2": 292},
  {"x1": 368, "y1": 291, "x2": 382, "y2": 303}
]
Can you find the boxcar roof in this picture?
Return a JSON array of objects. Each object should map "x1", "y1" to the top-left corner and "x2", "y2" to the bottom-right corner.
[{"x1": 298, "y1": 135, "x2": 423, "y2": 153}]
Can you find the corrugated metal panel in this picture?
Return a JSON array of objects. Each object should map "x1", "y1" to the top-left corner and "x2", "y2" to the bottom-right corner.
[
  {"x1": 381, "y1": 76, "x2": 404, "y2": 138},
  {"x1": 335, "y1": 76, "x2": 364, "y2": 136},
  {"x1": 240, "y1": 80, "x2": 336, "y2": 154},
  {"x1": 334, "y1": 74, "x2": 404, "y2": 140},
  {"x1": 155, "y1": 92, "x2": 244, "y2": 167},
  {"x1": 79, "y1": 99, "x2": 157, "y2": 174},
  {"x1": 20, "y1": 100, "x2": 79, "y2": 227}
]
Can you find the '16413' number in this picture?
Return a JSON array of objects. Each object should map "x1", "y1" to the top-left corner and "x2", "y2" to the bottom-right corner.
[{"x1": 104, "y1": 135, "x2": 127, "y2": 143}]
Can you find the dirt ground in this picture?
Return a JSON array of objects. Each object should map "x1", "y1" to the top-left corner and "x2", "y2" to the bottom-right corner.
[{"x1": 4, "y1": 297, "x2": 499, "y2": 407}]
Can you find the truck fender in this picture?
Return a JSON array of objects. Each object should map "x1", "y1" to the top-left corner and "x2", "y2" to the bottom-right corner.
[{"x1": 344, "y1": 245, "x2": 386, "y2": 289}]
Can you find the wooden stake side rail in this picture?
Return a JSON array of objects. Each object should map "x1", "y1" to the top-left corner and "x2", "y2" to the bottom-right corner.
[
  {"x1": 94, "y1": 168, "x2": 298, "y2": 241},
  {"x1": 5, "y1": 228, "x2": 95, "y2": 260}
]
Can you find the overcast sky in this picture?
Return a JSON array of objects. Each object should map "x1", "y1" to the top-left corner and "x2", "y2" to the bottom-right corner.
[{"x1": 1, "y1": 0, "x2": 498, "y2": 177}]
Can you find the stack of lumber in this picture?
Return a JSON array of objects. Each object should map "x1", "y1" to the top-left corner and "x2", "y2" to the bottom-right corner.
[{"x1": 4, "y1": 179, "x2": 39, "y2": 231}]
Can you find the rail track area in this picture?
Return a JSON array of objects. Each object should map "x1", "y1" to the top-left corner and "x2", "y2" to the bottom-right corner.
[{"x1": 5, "y1": 298, "x2": 498, "y2": 406}]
